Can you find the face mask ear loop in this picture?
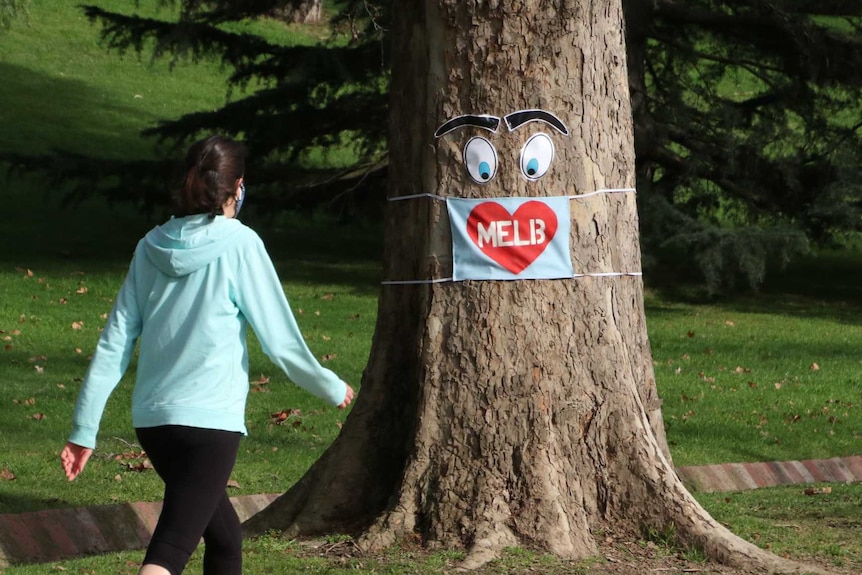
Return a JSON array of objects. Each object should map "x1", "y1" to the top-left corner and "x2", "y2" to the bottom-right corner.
[{"x1": 235, "y1": 181, "x2": 245, "y2": 217}]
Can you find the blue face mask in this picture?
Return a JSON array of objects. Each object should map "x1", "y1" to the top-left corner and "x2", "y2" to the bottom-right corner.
[{"x1": 235, "y1": 181, "x2": 246, "y2": 217}]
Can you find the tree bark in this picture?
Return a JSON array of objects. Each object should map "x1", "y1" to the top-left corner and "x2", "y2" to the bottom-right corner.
[{"x1": 245, "y1": 2, "x2": 831, "y2": 573}]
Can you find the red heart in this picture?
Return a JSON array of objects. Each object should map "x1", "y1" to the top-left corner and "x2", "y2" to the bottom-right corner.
[{"x1": 466, "y1": 201, "x2": 558, "y2": 274}]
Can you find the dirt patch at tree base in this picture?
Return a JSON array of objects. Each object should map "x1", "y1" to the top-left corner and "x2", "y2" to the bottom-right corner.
[{"x1": 300, "y1": 536, "x2": 859, "y2": 575}]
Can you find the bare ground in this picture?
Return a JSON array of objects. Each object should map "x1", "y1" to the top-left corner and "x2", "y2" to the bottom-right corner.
[{"x1": 300, "y1": 535, "x2": 860, "y2": 575}]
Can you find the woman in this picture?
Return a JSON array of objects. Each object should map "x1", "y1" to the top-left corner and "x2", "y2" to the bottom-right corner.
[{"x1": 60, "y1": 135, "x2": 354, "y2": 575}]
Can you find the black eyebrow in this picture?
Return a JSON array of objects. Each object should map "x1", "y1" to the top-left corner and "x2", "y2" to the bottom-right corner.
[
  {"x1": 504, "y1": 109, "x2": 569, "y2": 135},
  {"x1": 434, "y1": 115, "x2": 501, "y2": 138}
]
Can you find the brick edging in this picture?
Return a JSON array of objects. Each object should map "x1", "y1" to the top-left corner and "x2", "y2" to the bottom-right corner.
[
  {"x1": 0, "y1": 493, "x2": 279, "y2": 567},
  {"x1": 2, "y1": 456, "x2": 861, "y2": 567},
  {"x1": 677, "y1": 455, "x2": 862, "y2": 493}
]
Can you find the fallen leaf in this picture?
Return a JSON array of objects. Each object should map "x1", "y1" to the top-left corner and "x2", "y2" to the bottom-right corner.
[
  {"x1": 29, "y1": 355, "x2": 47, "y2": 363},
  {"x1": 724, "y1": 320, "x2": 735, "y2": 327},
  {"x1": 0, "y1": 467, "x2": 15, "y2": 481},
  {"x1": 803, "y1": 486, "x2": 832, "y2": 496},
  {"x1": 296, "y1": 308, "x2": 304, "y2": 314},
  {"x1": 251, "y1": 374, "x2": 270, "y2": 385},
  {"x1": 76, "y1": 286, "x2": 88, "y2": 295},
  {"x1": 810, "y1": 363, "x2": 820, "y2": 371},
  {"x1": 11, "y1": 329, "x2": 21, "y2": 336},
  {"x1": 71, "y1": 321, "x2": 84, "y2": 330},
  {"x1": 114, "y1": 474, "x2": 123, "y2": 482},
  {"x1": 59, "y1": 297, "x2": 68, "y2": 304},
  {"x1": 321, "y1": 293, "x2": 335, "y2": 300},
  {"x1": 271, "y1": 409, "x2": 302, "y2": 425},
  {"x1": 120, "y1": 459, "x2": 154, "y2": 473},
  {"x1": 4, "y1": 344, "x2": 12, "y2": 351},
  {"x1": 314, "y1": 310, "x2": 321, "y2": 316},
  {"x1": 34, "y1": 365, "x2": 44, "y2": 374},
  {"x1": 321, "y1": 335, "x2": 331, "y2": 341},
  {"x1": 774, "y1": 382, "x2": 783, "y2": 390},
  {"x1": 25, "y1": 269, "x2": 34, "y2": 278},
  {"x1": 19, "y1": 314, "x2": 26, "y2": 323},
  {"x1": 226, "y1": 479, "x2": 242, "y2": 489},
  {"x1": 74, "y1": 348, "x2": 82, "y2": 354},
  {"x1": 57, "y1": 384, "x2": 65, "y2": 389},
  {"x1": 321, "y1": 353, "x2": 337, "y2": 362},
  {"x1": 32, "y1": 413, "x2": 46, "y2": 420},
  {"x1": 687, "y1": 330, "x2": 695, "y2": 338},
  {"x1": 734, "y1": 366, "x2": 751, "y2": 374}
]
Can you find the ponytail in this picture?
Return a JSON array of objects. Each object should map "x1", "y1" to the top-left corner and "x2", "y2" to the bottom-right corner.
[{"x1": 173, "y1": 135, "x2": 247, "y2": 218}]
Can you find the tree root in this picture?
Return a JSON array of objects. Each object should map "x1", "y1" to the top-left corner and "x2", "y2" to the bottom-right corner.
[{"x1": 456, "y1": 523, "x2": 519, "y2": 572}]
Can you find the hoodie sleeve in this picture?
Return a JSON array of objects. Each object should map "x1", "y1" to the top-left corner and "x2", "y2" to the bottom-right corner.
[
  {"x1": 69, "y1": 254, "x2": 143, "y2": 449},
  {"x1": 235, "y1": 235, "x2": 347, "y2": 406}
]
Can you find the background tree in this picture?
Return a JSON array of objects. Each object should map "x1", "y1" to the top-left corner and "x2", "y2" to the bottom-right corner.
[
  {"x1": 242, "y1": 2, "x2": 824, "y2": 573},
  {"x1": 625, "y1": 0, "x2": 862, "y2": 290},
  {"x1": 2, "y1": 0, "x2": 862, "y2": 292}
]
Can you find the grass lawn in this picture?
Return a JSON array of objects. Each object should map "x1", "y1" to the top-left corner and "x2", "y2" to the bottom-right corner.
[{"x1": 1, "y1": 2, "x2": 861, "y2": 574}]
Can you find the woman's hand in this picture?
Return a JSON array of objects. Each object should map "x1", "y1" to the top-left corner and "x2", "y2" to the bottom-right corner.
[
  {"x1": 60, "y1": 442, "x2": 93, "y2": 481},
  {"x1": 338, "y1": 384, "x2": 355, "y2": 410}
]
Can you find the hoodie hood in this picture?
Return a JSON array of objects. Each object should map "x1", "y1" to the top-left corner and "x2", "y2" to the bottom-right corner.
[{"x1": 144, "y1": 215, "x2": 246, "y2": 277}]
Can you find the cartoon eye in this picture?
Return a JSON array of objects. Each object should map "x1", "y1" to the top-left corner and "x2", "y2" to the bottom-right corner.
[
  {"x1": 463, "y1": 137, "x2": 498, "y2": 184},
  {"x1": 520, "y1": 133, "x2": 555, "y2": 180}
]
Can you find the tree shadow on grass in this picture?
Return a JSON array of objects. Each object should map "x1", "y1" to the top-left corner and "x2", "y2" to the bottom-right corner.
[
  {"x1": 0, "y1": 61, "x2": 159, "y2": 159},
  {"x1": 646, "y1": 249, "x2": 862, "y2": 327}
]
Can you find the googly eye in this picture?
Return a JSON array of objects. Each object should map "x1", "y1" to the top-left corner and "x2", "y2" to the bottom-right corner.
[
  {"x1": 520, "y1": 133, "x2": 555, "y2": 181},
  {"x1": 463, "y1": 137, "x2": 498, "y2": 184}
]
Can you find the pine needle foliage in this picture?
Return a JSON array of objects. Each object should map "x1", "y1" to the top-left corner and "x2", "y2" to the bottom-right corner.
[{"x1": 3, "y1": 1, "x2": 862, "y2": 290}]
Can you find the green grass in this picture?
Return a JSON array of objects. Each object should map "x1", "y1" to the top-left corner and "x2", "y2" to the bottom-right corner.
[
  {"x1": 650, "y1": 250, "x2": 862, "y2": 467},
  {"x1": 697, "y1": 484, "x2": 862, "y2": 567},
  {"x1": 0, "y1": 0, "x2": 329, "y2": 160}
]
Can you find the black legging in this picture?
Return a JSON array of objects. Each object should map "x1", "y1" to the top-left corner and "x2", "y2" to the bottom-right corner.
[{"x1": 136, "y1": 425, "x2": 243, "y2": 575}]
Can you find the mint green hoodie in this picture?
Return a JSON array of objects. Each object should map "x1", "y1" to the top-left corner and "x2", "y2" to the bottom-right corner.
[{"x1": 69, "y1": 215, "x2": 348, "y2": 449}]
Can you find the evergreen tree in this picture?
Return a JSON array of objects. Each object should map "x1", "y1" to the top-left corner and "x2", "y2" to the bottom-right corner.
[
  {"x1": 4, "y1": 0, "x2": 862, "y2": 289},
  {"x1": 626, "y1": 0, "x2": 862, "y2": 289}
]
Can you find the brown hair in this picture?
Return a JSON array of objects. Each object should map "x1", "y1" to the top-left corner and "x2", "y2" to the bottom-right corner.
[{"x1": 174, "y1": 135, "x2": 247, "y2": 218}]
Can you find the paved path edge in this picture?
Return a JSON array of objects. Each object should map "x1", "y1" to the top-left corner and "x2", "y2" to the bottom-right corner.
[{"x1": 2, "y1": 455, "x2": 862, "y2": 567}]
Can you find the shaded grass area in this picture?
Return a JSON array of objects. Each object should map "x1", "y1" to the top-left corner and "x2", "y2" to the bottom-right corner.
[{"x1": 697, "y1": 483, "x2": 862, "y2": 569}]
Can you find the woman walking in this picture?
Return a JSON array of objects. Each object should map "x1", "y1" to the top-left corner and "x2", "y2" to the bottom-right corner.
[{"x1": 61, "y1": 135, "x2": 354, "y2": 575}]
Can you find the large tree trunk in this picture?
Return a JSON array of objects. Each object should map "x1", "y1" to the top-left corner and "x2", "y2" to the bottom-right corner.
[{"x1": 245, "y1": 2, "x2": 828, "y2": 573}]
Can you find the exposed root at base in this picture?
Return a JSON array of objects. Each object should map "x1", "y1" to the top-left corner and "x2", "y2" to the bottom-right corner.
[
  {"x1": 357, "y1": 506, "x2": 414, "y2": 554},
  {"x1": 456, "y1": 523, "x2": 519, "y2": 572}
]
